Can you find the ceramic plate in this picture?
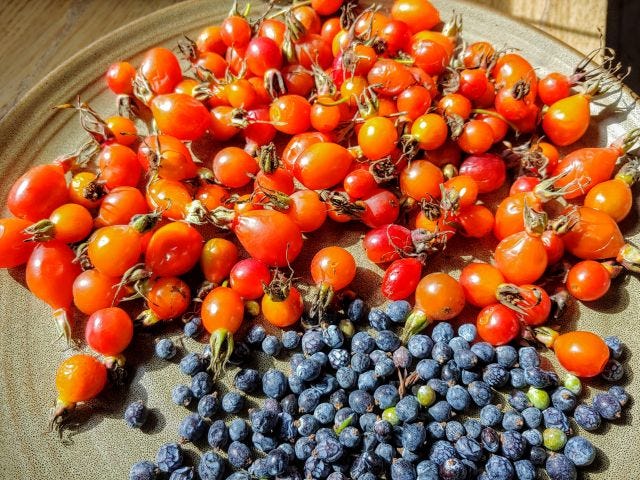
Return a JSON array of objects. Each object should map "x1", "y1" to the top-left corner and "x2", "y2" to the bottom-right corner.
[{"x1": 0, "y1": 1, "x2": 638, "y2": 478}]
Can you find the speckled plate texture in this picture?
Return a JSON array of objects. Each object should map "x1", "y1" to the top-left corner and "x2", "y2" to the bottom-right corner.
[{"x1": 0, "y1": 1, "x2": 638, "y2": 478}]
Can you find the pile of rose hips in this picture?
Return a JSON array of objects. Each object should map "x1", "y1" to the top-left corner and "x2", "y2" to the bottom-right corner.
[{"x1": 0, "y1": 0, "x2": 638, "y2": 452}]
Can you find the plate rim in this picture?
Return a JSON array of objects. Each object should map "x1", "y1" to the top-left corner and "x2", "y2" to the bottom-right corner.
[{"x1": 1, "y1": 0, "x2": 638, "y2": 141}]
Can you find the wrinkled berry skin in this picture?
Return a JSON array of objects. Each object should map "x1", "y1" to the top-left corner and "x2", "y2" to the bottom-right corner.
[
  {"x1": 455, "y1": 436, "x2": 483, "y2": 461},
  {"x1": 156, "y1": 443, "x2": 183, "y2": 473},
  {"x1": 483, "y1": 364, "x2": 509, "y2": 388},
  {"x1": 408, "y1": 335, "x2": 434, "y2": 359},
  {"x1": 593, "y1": 393, "x2": 622, "y2": 420},
  {"x1": 235, "y1": 368, "x2": 261, "y2": 393},
  {"x1": 439, "y1": 457, "x2": 467, "y2": 480},
  {"x1": 369, "y1": 309, "x2": 392, "y2": 330},
  {"x1": 551, "y1": 387, "x2": 577, "y2": 413},
  {"x1": 178, "y1": 414, "x2": 207, "y2": 443},
  {"x1": 191, "y1": 371, "x2": 214, "y2": 399},
  {"x1": 546, "y1": 453, "x2": 577, "y2": 480},
  {"x1": 386, "y1": 300, "x2": 411, "y2": 323},
  {"x1": 514, "y1": 459, "x2": 536, "y2": 480},
  {"x1": 129, "y1": 461, "x2": 157, "y2": 480},
  {"x1": 179, "y1": 353, "x2": 205, "y2": 376},
  {"x1": 480, "y1": 404, "x2": 503, "y2": 427},
  {"x1": 348, "y1": 299, "x2": 366, "y2": 323},
  {"x1": 518, "y1": 347, "x2": 540, "y2": 369},
  {"x1": 608, "y1": 385, "x2": 629, "y2": 407},
  {"x1": 485, "y1": 454, "x2": 514, "y2": 480},
  {"x1": 169, "y1": 466, "x2": 194, "y2": 480},
  {"x1": 197, "y1": 393, "x2": 219, "y2": 419},
  {"x1": 500, "y1": 430, "x2": 526, "y2": 460},
  {"x1": 601, "y1": 359, "x2": 624, "y2": 382},
  {"x1": 228, "y1": 441, "x2": 253, "y2": 468},
  {"x1": 262, "y1": 369, "x2": 288, "y2": 399},
  {"x1": 604, "y1": 335, "x2": 623, "y2": 359},
  {"x1": 198, "y1": 451, "x2": 225, "y2": 480},
  {"x1": 521, "y1": 407, "x2": 542, "y2": 429},
  {"x1": 172, "y1": 385, "x2": 194, "y2": 407},
  {"x1": 471, "y1": 342, "x2": 495, "y2": 363},
  {"x1": 468, "y1": 381, "x2": 493, "y2": 407},
  {"x1": 222, "y1": 392, "x2": 245, "y2": 413},
  {"x1": 208, "y1": 419, "x2": 230, "y2": 449},
  {"x1": 542, "y1": 407, "x2": 571, "y2": 434},
  {"x1": 529, "y1": 446, "x2": 548, "y2": 466},
  {"x1": 229, "y1": 418, "x2": 250, "y2": 442},
  {"x1": 246, "y1": 325, "x2": 266, "y2": 345},
  {"x1": 573, "y1": 404, "x2": 602, "y2": 431},
  {"x1": 282, "y1": 330, "x2": 301, "y2": 350},
  {"x1": 481, "y1": 427, "x2": 500, "y2": 453},
  {"x1": 124, "y1": 401, "x2": 148, "y2": 428},
  {"x1": 184, "y1": 317, "x2": 202, "y2": 338},
  {"x1": 262, "y1": 335, "x2": 282, "y2": 356},
  {"x1": 155, "y1": 338, "x2": 177, "y2": 360},
  {"x1": 564, "y1": 436, "x2": 596, "y2": 467}
]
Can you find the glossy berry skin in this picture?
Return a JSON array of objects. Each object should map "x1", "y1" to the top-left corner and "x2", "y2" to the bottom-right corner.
[
  {"x1": 538, "y1": 72, "x2": 571, "y2": 105},
  {"x1": 106, "y1": 61, "x2": 136, "y2": 95},
  {"x1": 55, "y1": 354, "x2": 108, "y2": 404},
  {"x1": 232, "y1": 210, "x2": 303, "y2": 267},
  {"x1": 543, "y1": 94, "x2": 590, "y2": 146},
  {"x1": 213, "y1": 147, "x2": 258, "y2": 188},
  {"x1": 85, "y1": 307, "x2": 134, "y2": 357},
  {"x1": 294, "y1": 142, "x2": 353, "y2": 190},
  {"x1": 477, "y1": 304, "x2": 520, "y2": 346},
  {"x1": 97, "y1": 144, "x2": 141, "y2": 189},
  {"x1": 145, "y1": 277, "x2": 191, "y2": 321},
  {"x1": 415, "y1": 272, "x2": 465, "y2": 321},
  {"x1": 358, "y1": 117, "x2": 398, "y2": 160},
  {"x1": 8, "y1": 164, "x2": 69, "y2": 222},
  {"x1": 584, "y1": 178, "x2": 633, "y2": 222},
  {"x1": 95, "y1": 187, "x2": 148, "y2": 227},
  {"x1": 146, "y1": 222, "x2": 203, "y2": 277},
  {"x1": 459, "y1": 263, "x2": 505, "y2": 308},
  {"x1": 150, "y1": 94, "x2": 211, "y2": 141},
  {"x1": 459, "y1": 154, "x2": 506, "y2": 193},
  {"x1": 562, "y1": 206, "x2": 625, "y2": 260},
  {"x1": 553, "y1": 331, "x2": 610, "y2": 377},
  {"x1": 0, "y1": 217, "x2": 35, "y2": 268},
  {"x1": 381, "y1": 257, "x2": 422, "y2": 300},
  {"x1": 245, "y1": 37, "x2": 282, "y2": 76},
  {"x1": 494, "y1": 232, "x2": 548, "y2": 285},
  {"x1": 26, "y1": 241, "x2": 81, "y2": 313},
  {"x1": 311, "y1": 246, "x2": 356, "y2": 291},
  {"x1": 363, "y1": 224, "x2": 413, "y2": 264},
  {"x1": 140, "y1": 47, "x2": 182, "y2": 94},
  {"x1": 400, "y1": 159, "x2": 444, "y2": 201},
  {"x1": 88, "y1": 225, "x2": 143, "y2": 278},
  {"x1": 270, "y1": 95, "x2": 311, "y2": 135},
  {"x1": 566, "y1": 260, "x2": 611, "y2": 301},
  {"x1": 45, "y1": 203, "x2": 93, "y2": 243},
  {"x1": 229, "y1": 258, "x2": 271, "y2": 300},
  {"x1": 201, "y1": 287, "x2": 244, "y2": 335}
]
